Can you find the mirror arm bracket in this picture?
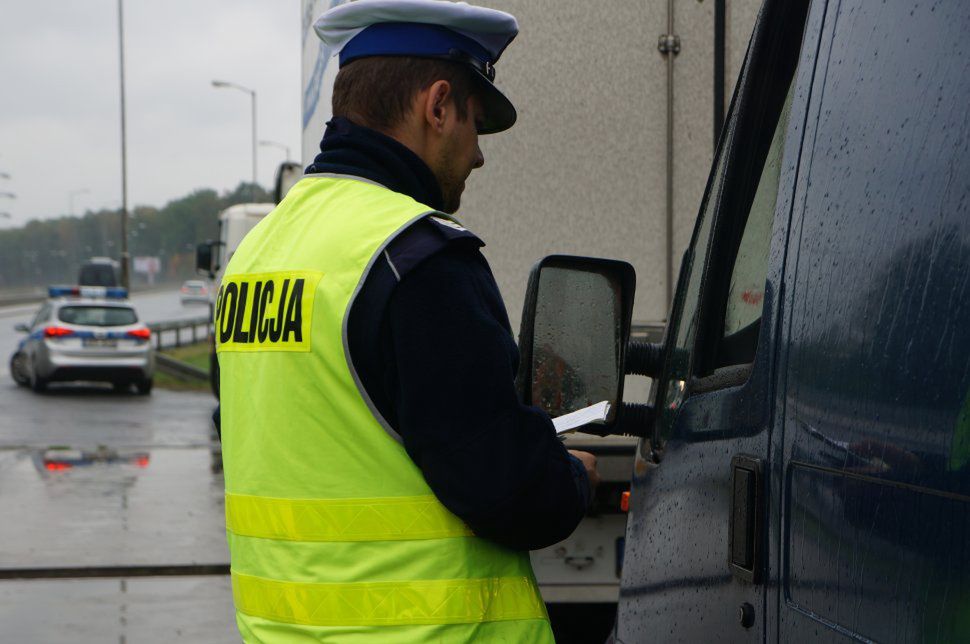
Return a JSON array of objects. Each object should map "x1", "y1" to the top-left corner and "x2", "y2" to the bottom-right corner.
[
  {"x1": 625, "y1": 341, "x2": 664, "y2": 378},
  {"x1": 615, "y1": 403, "x2": 655, "y2": 438}
]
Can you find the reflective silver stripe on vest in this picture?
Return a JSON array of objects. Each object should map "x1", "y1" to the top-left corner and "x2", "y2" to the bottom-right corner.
[{"x1": 341, "y1": 209, "x2": 438, "y2": 445}]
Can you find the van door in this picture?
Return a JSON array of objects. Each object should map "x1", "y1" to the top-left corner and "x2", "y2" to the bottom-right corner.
[
  {"x1": 776, "y1": 1, "x2": 970, "y2": 641},
  {"x1": 614, "y1": 0, "x2": 822, "y2": 641}
]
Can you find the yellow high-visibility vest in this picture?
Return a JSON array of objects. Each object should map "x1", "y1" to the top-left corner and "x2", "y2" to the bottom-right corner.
[{"x1": 217, "y1": 174, "x2": 553, "y2": 642}]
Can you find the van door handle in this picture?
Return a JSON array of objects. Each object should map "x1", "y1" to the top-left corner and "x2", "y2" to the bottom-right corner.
[{"x1": 729, "y1": 454, "x2": 764, "y2": 584}]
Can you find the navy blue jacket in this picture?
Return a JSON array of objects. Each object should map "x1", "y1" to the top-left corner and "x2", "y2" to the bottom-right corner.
[{"x1": 219, "y1": 118, "x2": 589, "y2": 551}]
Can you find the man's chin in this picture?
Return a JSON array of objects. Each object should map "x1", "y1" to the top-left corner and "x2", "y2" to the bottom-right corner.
[{"x1": 441, "y1": 193, "x2": 462, "y2": 214}]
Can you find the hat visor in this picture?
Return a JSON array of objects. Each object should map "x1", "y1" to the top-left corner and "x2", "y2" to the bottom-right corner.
[{"x1": 471, "y1": 74, "x2": 516, "y2": 135}]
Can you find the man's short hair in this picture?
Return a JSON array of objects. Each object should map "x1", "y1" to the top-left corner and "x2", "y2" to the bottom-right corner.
[{"x1": 332, "y1": 57, "x2": 478, "y2": 132}]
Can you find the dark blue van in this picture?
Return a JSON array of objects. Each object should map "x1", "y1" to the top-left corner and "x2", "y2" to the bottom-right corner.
[
  {"x1": 517, "y1": 0, "x2": 970, "y2": 640},
  {"x1": 78, "y1": 257, "x2": 121, "y2": 288}
]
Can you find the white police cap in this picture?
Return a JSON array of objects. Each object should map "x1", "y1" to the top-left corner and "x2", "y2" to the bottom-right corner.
[{"x1": 314, "y1": 0, "x2": 519, "y2": 134}]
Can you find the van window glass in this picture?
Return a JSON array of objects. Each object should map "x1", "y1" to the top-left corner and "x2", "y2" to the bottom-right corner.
[
  {"x1": 79, "y1": 264, "x2": 118, "y2": 287},
  {"x1": 654, "y1": 0, "x2": 810, "y2": 441},
  {"x1": 722, "y1": 81, "x2": 794, "y2": 338},
  {"x1": 662, "y1": 152, "x2": 725, "y2": 415},
  {"x1": 58, "y1": 306, "x2": 137, "y2": 327}
]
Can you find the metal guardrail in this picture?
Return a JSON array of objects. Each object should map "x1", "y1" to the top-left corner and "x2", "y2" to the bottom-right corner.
[
  {"x1": 148, "y1": 316, "x2": 212, "y2": 382},
  {"x1": 155, "y1": 353, "x2": 209, "y2": 381},
  {"x1": 148, "y1": 316, "x2": 212, "y2": 350},
  {"x1": 0, "y1": 290, "x2": 47, "y2": 308}
]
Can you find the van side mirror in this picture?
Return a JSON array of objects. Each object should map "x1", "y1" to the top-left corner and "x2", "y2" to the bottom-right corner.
[
  {"x1": 14, "y1": 323, "x2": 29, "y2": 333},
  {"x1": 196, "y1": 241, "x2": 222, "y2": 279},
  {"x1": 516, "y1": 255, "x2": 652, "y2": 436}
]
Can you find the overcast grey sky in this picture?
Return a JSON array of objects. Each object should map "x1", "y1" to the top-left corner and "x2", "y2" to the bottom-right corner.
[{"x1": 0, "y1": 0, "x2": 302, "y2": 229}]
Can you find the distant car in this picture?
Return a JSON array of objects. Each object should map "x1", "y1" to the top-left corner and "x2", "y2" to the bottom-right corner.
[
  {"x1": 9, "y1": 286, "x2": 154, "y2": 394},
  {"x1": 179, "y1": 279, "x2": 210, "y2": 305}
]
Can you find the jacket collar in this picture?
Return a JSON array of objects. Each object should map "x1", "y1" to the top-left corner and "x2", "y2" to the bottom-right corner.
[{"x1": 305, "y1": 117, "x2": 445, "y2": 211}]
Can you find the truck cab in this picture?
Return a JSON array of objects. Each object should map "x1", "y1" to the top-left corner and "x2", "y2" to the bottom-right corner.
[
  {"x1": 518, "y1": 0, "x2": 970, "y2": 640},
  {"x1": 196, "y1": 203, "x2": 275, "y2": 293},
  {"x1": 197, "y1": 203, "x2": 275, "y2": 396}
]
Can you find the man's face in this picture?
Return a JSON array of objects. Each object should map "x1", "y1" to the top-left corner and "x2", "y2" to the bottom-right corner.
[{"x1": 432, "y1": 95, "x2": 485, "y2": 214}]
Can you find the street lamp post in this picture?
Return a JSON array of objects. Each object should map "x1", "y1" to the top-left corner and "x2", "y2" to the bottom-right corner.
[
  {"x1": 212, "y1": 80, "x2": 257, "y2": 201},
  {"x1": 118, "y1": 0, "x2": 131, "y2": 290},
  {"x1": 259, "y1": 139, "x2": 291, "y2": 162}
]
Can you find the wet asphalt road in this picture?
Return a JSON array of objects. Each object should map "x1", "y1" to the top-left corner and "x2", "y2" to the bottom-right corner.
[{"x1": 0, "y1": 290, "x2": 237, "y2": 642}]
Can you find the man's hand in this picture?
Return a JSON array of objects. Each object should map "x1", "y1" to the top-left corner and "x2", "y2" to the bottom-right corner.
[{"x1": 569, "y1": 450, "x2": 601, "y2": 491}]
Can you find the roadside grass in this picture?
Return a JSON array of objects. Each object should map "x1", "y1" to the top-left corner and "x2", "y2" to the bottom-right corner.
[{"x1": 155, "y1": 341, "x2": 212, "y2": 392}]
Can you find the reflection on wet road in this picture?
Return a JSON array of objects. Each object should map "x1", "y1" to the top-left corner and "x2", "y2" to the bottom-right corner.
[
  {"x1": 0, "y1": 433, "x2": 226, "y2": 569},
  {"x1": 0, "y1": 577, "x2": 235, "y2": 643},
  {"x1": 0, "y1": 290, "x2": 236, "y2": 642}
]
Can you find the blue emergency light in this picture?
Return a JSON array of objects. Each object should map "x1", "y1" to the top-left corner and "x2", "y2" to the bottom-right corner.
[{"x1": 48, "y1": 285, "x2": 129, "y2": 299}]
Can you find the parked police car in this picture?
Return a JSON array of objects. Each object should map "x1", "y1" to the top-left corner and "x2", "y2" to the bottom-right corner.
[{"x1": 9, "y1": 286, "x2": 154, "y2": 394}]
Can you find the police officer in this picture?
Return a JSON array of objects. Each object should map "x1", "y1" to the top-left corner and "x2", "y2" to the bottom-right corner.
[{"x1": 216, "y1": 1, "x2": 599, "y2": 641}]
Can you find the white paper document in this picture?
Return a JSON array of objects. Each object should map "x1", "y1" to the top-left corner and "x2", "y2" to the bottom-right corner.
[{"x1": 552, "y1": 401, "x2": 612, "y2": 435}]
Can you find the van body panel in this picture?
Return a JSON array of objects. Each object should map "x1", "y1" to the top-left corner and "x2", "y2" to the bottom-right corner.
[
  {"x1": 617, "y1": 0, "x2": 970, "y2": 641},
  {"x1": 616, "y1": 0, "x2": 970, "y2": 639},
  {"x1": 775, "y1": 1, "x2": 970, "y2": 640}
]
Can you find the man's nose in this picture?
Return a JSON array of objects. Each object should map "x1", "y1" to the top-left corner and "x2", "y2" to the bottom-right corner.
[{"x1": 473, "y1": 145, "x2": 484, "y2": 169}]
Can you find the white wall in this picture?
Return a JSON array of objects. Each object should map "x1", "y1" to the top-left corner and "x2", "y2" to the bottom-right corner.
[
  {"x1": 459, "y1": 0, "x2": 667, "y2": 331},
  {"x1": 302, "y1": 0, "x2": 762, "y2": 330}
]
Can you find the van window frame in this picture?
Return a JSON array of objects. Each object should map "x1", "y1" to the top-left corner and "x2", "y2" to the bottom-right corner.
[
  {"x1": 692, "y1": 34, "x2": 804, "y2": 383},
  {"x1": 652, "y1": 0, "x2": 812, "y2": 442}
]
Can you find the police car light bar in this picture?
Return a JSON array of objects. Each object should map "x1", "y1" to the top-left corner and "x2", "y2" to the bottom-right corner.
[{"x1": 48, "y1": 285, "x2": 129, "y2": 299}]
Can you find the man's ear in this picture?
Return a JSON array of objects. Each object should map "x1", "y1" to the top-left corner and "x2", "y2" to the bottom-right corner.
[{"x1": 423, "y1": 80, "x2": 453, "y2": 132}]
